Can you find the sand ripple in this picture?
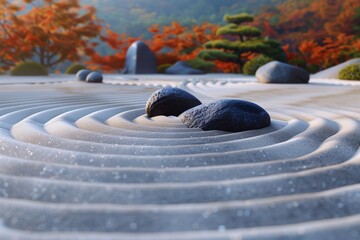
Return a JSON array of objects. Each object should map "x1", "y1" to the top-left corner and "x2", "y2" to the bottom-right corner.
[{"x1": 0, "y1": 76, "x2": 359, "y2": 239}]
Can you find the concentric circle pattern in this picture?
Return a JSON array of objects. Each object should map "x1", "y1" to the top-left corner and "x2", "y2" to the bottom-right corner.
[{"x1": 0, "y1": 75, "x2": 359, "y2": 240}]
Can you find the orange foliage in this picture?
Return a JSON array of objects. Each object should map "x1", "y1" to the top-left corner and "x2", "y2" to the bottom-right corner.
[
  {"x1": 1, "y1": 0, "x2": 358, "y2": 74},
  {"x1": 282, "y1": 44, "x2": 297, "y2": 62},
  {"x1": 287, "y1": 34, "x2": 360, "y2": 70},
  {"x1": 317, "y1": 0, "x2": 358, "y2": 36},
  {"x1": 85, "y1": 31, "x2": 140, "y2": 72},
  {"x1": 214, "y1": 61, "x2": 239, "y2": 73},
  {"x1": 0, "y1": 1, "x2": 30, "y2": 70},
  {"x1": 147, "y1": 22, "x2": 219, "y2": 66},
  {"x1": 0, "y1": 0, "x2": 102, "y2": 71},
  {"x1": 254, "y1": 0, "x2": 360, "y2": 46},
  {"x1": 85, "y1": 22, "x2": 219, "y2": 72},
  {"x1": 253, "y1": 0, "x2": 360, "y2": 72}
]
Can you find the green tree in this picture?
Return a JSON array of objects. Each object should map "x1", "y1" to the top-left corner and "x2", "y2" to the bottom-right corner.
[{"x1": 198, "y1": 13, "x2": 285, "y2": 72}]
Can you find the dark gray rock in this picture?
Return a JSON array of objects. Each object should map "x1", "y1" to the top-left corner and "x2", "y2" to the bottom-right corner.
[
  {"x1": 256, "y1": 61, "x2": 310, "y2": 84},
  {"x1": 180, "y1": 99, "x2": 271, "y2": 132},
  {"x1": 146, "y1": 87, "x2": 202, "y2": 117},
  {"x1": 122, "y1": 41, "x2": 157, "y2": 74},
  {"x1": 86, "y1": 72, "x2": 103, "y2": 83},
  {"x1": 165, "y1": 61, "x2": 204, "y2": 75},
  {"x1": 76, "y1": 69, "x2": 92, "y2": 81}
]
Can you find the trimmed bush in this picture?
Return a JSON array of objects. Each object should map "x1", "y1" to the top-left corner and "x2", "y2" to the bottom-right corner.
[
  {"x1": 157, "y1": 64, "x2": 172, "y2": 73},
  {"x1": 217, "y1": 25, "x2": 261, "y2": 37},
  {"x1": 10, "y1": 61, "x2": 48, "y2": 76},
  {"x1": 198, "y1": 12, "x2": 285, "y2": 73},
  {"x1": 307, "y1": 64, "x2": 320, "y2": 74},
  {"x1": 66, "y1": 64, "x2": 87, "y2": 74},
  {"x1": 289, "y1": 58, "x2": 307, "y2": 69},
  {"x1": 224, "y1": 13, "x2": 254, "y2": 24},
  {"x1": 243, "y1": 55, "x2": 273, "y2": 75},
  {"x1": 338, "y1": 64, "x2": 360, "y2": 80}
]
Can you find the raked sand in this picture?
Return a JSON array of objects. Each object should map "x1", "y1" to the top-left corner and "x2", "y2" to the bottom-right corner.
[{"x1": 0, "y1": 74, "x2": 359, "y2": 240}]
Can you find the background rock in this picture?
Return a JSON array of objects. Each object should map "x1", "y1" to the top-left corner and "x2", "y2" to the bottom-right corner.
[
  {"x1": 165, "y1": 61, "x2": 204, "y2": 75},
  {"x1": 76, "y1": 69, "x2": 92, "y2": 81},
  {"x1": 122, "y1": 41, "x2": 157, "y2": 74},
  {"x1": 86, "y1": 72, "x2": 103, "y2": 83},
  {"x1": 256, "y1": 61, "x2": 310, "y2": 84}
]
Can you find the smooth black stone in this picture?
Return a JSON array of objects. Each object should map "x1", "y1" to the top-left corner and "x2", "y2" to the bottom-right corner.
[
  {"x1": 256, "y1": 61, "x2": 310, "y2": 84},
  {"x1": 122, "y1": 41, "x2": 157, "y2": 74},
  {"x1": 165, "y1": 61, "x2": 204, "y2": 75},
  {"x1": 180, "y1": 99, "x2": 271, "y2": 132},
  {"x1": 86, "y1": 72, "x2": 103, "y2": 83},
  {"x1": 76, "y1": 69, "x2": 92, "y2": 81},
  {"x1": 146, "y1": 87, "x2": 202, "y2": 117}
]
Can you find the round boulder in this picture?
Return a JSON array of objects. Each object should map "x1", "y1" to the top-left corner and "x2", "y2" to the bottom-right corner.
[
  {"x1": 256, "y1": 61, "x2": 310, "y2": 84},
  {"x1": 86, "y1": 72, "x2": 103, "y2": 83},
  {"x1": 76, "y1": 69, "x2": 92, "y2": 81},
  {"x1": 146, "y1": 87, "x2": 202, "y2": 117},
  {"x1": 180, "y1": 99, "x2": 271, "y2": 132}
]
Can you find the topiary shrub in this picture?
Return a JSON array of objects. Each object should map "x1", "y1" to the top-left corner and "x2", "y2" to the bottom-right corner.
[
  {"x1": 10, "y1": 61, "x2": 48, "y2": 76},
  {"x1": 289, "y1": 58, "x2": 307, "y2": 69},
  {"x1": 243, "y1": 55, "x2": 273, "y2": 75},
  {"x1": 198, "y1": 12, "x2": 285, "y2": 73},
  {"x1": 307, "y1": 64, "x2": 320, "y2": 74},
  {"x1": 157, "y1": 64, "x2": 172, "y2": 73},
  {"x1": 66, "y1": 64, "x2": 87, "y2": 74},
  {"x1": 338, "y1": 64, "x2": 360, "y2": 80}
]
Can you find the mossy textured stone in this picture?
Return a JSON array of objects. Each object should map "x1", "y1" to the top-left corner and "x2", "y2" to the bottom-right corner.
[{"x1": 180, "y1": 99, "x2": 271, "y2": 132}]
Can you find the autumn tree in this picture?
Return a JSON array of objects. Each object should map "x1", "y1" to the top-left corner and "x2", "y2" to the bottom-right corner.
[
  {"x1": 0, "y1": 1, "x2": 32, "y2": 71},
  {"x1": 284, "y1": 34, "x2": 360, "y2": 72},
  {"x1": 84, "y1": 21, "x2": 220, "y2": 73},
  {"x1": 0, "y1": 0, "x2": 103, "y2": 72},
  {"x1": 85, "y1": 30, "x2": 139, "y2": 72},
  {"x1": 198, "y1": 13, "x2": 285, "y2": 73},
  {"x1": 254, "y1": 0, "x2": 360, "y2": 46},
  {"x1": 147, "y1": 21, "x2": 219, "y2": 66}
]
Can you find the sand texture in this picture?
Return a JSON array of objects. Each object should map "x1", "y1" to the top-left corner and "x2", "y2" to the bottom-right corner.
[{"x1": 0, "y1": 75, "x2": 359, "y2": 240}]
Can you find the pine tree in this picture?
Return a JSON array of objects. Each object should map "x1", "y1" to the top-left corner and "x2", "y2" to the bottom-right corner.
[{"x1": 198, "y1": 13, "x2": 285, "y2": 72}]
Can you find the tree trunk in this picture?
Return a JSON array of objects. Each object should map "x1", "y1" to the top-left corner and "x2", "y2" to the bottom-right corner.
[{"x1": 239, "y1": 35, "x2": 244, "y2": 42}]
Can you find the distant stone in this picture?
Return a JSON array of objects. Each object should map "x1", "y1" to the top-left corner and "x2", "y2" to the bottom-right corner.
[
  {"x1": 86, "y1": 72, "x2": 103, "y2": 83},
  {"x1": 76, "y1": 69, "x2": 92, "y2": 81},
  {"x1": 122, "y1": 41, "x2": 157, "y2": 74},
  {"x1": 146, "y1": 87, "x2": 202, "y2": 117},
  {"x1": 165, "y1": 61, "x2": 204, "y2": 75},
  {"x1": 180, "y1": 99, "x2": 271, "y2": 132},
  {"x1": 256, "y1": 61, "x2": 310, "y2": 84}
]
